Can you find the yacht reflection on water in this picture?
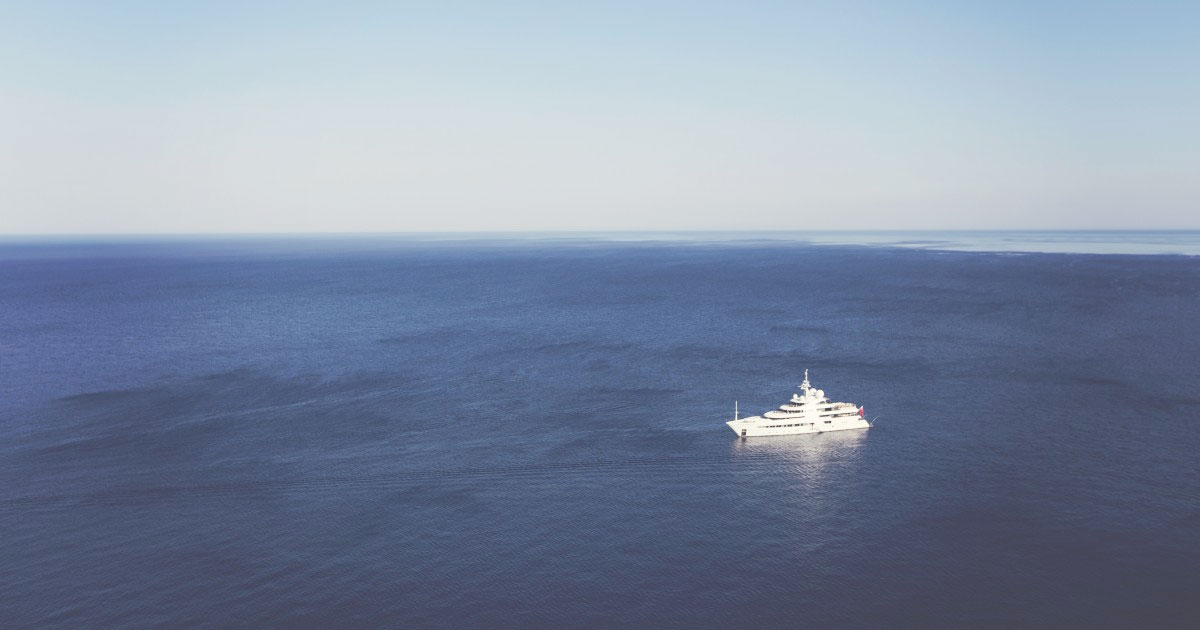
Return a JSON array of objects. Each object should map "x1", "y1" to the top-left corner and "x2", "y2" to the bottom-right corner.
[{"x1": 729, "y1": 429, "x2": 869, "y2": 489}]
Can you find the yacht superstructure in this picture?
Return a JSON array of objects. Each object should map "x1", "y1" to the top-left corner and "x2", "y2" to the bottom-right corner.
[{"x1": 726, "y1": 370, "x2": 869, "y2": 437}]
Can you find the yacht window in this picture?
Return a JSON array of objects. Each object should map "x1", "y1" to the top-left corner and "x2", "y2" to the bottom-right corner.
[{"x1": 824, "y1": 420, "x2": 832, "y2": 424}]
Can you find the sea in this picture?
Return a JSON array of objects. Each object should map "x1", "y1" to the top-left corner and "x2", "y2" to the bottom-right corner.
[{"x1": 2, "y1": 231, "x2": 1199, "y2": 629}]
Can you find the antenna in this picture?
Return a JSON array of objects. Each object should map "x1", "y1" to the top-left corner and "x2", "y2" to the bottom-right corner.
[{"x1": 734, "y1": 400, "x2": 739, "y2": 420}]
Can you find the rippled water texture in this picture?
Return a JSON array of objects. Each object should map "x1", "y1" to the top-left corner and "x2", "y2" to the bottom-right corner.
[{"x1": 2, "y1": 236, "x2": 1199, "y2": 628}]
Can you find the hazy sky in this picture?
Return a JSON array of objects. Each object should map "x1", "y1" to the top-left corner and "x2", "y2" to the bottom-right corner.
[{"x1": 2, "y1": 1, "x2": 1197, "y2": 233}]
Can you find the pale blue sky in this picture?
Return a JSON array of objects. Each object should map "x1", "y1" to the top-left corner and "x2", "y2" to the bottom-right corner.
[{"x1": 2, "y1": 1, "x2": 1197, "y2": 233}]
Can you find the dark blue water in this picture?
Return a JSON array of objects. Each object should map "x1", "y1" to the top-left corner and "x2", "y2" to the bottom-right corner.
[{"x1": 3, "y1": 237, "x2": 1199, "y2": 628}]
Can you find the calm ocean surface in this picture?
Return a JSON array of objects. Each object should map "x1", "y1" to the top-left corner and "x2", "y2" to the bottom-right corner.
[{"x1": 2, "y1": 233, "x2": 1199, "y2": 628}]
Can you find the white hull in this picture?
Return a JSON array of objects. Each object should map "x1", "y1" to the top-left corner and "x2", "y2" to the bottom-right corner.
[{"x1": 727, "y1": 416, "x2": 870, "y2": 437}]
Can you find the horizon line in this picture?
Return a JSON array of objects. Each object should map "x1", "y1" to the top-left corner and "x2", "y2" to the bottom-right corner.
[{"x1": 4, "y1": 228, "x2": 1200, "y2": 239}]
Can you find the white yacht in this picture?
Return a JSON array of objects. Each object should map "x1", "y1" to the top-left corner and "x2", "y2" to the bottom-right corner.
[{"x1": 727, "y1": 370, "x2": 870, "y2": 437}]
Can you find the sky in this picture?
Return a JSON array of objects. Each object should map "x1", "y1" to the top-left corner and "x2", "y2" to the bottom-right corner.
[{"x1": 1, "y1": 1, "x2": 1197, "y2": 234}]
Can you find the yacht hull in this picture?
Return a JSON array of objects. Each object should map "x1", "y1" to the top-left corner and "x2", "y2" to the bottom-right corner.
[{"x1": 727, "y1": 417, "x2": 870, "y2": 437}]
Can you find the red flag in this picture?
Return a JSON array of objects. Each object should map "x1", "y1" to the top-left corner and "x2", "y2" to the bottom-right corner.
[{"x1": 859, "y1": 407, "x2": 864, "y2": 417}]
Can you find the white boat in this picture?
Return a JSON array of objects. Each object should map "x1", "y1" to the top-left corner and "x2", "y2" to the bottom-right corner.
[{"x1": 726, "y1": 370, "x2": 870, "y2": 437}]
